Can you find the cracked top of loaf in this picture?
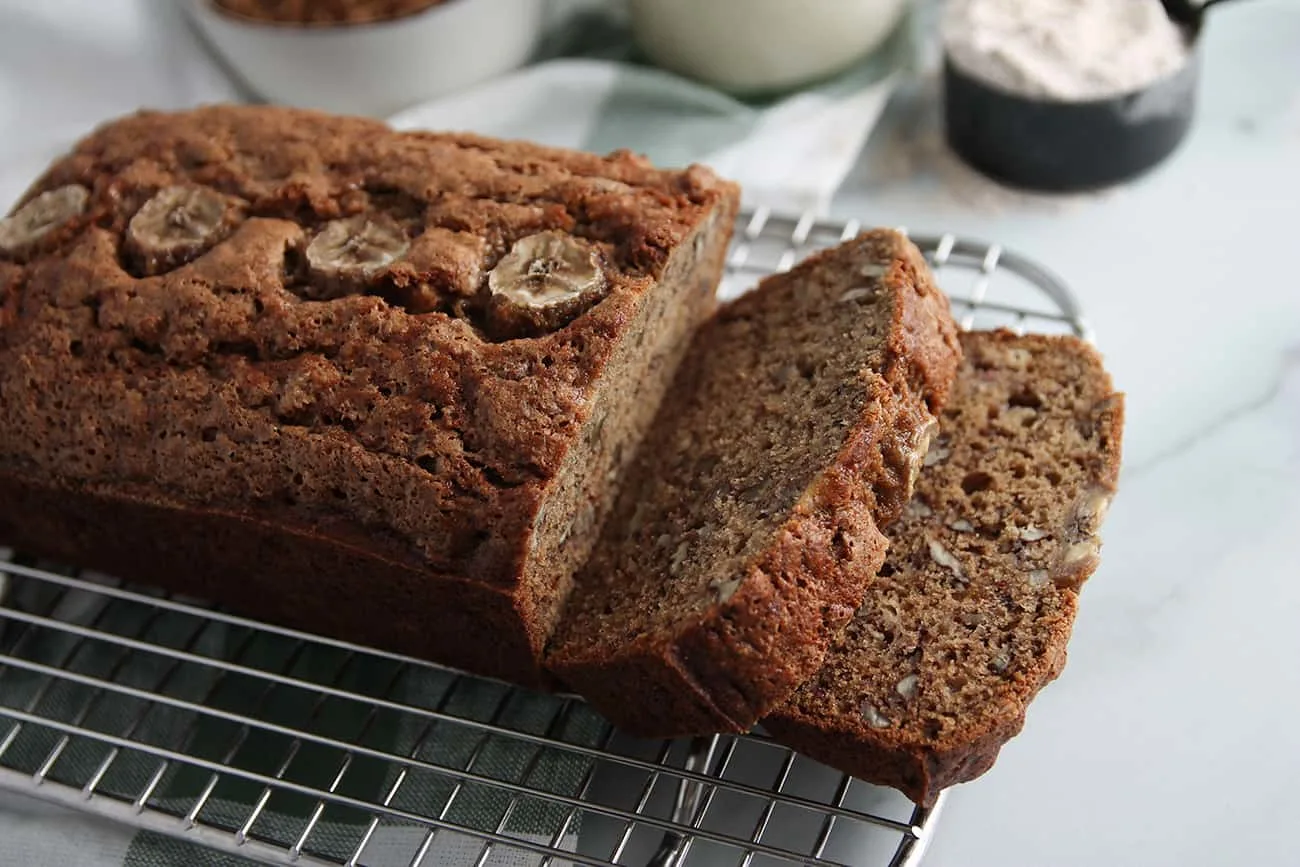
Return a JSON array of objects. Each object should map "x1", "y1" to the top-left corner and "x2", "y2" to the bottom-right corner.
[{"x1": 0, "y1": 105, "x2": 733, "y2": 582}]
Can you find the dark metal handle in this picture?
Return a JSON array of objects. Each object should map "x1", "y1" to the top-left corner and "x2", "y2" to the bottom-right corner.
[{"x1": 1160, "y1": 0, "x2": 1252, "y2": 34}]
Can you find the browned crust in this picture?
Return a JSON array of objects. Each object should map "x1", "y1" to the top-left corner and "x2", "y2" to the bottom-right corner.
[
  {"x1": 885, "y1": 232, "x2": 964, "y2": 420},
  {"x1": 0, "y1": 470, "x2": 552, "y2": 687},
  {"x1": 546, "y1": 232, "x2": 963, "y2": 736},
  {"x1": 763, "y1": 332, "x2": 1126, "y2": 804}
]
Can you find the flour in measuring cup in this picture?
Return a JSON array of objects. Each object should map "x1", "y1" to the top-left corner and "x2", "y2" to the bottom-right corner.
[{"x1": 942, "y1": 0, "x2": 1192, "y2": 101}]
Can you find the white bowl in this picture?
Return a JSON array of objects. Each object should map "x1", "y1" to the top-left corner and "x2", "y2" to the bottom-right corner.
[
  {"x1": 186, "y1": 0, "x2": 545, "y2": 118},
  {"x1": 627, "y1": 0, "x2": 911, "y2": 95}
]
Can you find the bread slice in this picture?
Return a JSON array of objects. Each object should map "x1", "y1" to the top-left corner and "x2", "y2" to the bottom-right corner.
[
  {"x1": 763, "y1": 331, "x2": 1124, "y2": 804},
  {"x1": 546, "y1": 230, "x2": 963, "y2": 736}
]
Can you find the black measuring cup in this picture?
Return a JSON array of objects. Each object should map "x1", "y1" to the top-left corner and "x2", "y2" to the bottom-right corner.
[{"x1": 943, "y1": 0, "x2": 1245, "y2": 192}]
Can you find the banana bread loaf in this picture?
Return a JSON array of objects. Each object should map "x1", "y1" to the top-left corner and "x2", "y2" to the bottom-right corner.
[
  {"x1": 546, "y1": 230, "x2": 963, "y2": 736},
  {"x1": 0, "y1": 105, "x2": 739, "y2": 687},
  {"x1": 763, "y1": 331, "x2": 1124, "y2": 804}
]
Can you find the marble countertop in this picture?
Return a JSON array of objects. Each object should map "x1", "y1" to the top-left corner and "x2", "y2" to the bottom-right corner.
[
  {"x1": 833, "y1": 3, "x2": 1300, "y2": 864},
  {"x1": 0, "y1": 1, "x2": 1297, "y2": 865}
]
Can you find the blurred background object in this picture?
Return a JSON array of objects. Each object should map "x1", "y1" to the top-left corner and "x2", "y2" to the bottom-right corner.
[
  {"x1": 625, "y1": 0, "x2": 912, "y2": 95},
  {"x1": 187, "y1": 0, "x2": 545, "y2": 117},
  {"x1": 211, "y1": 0, "x2": 450, "y2": 25},
  {"x1": 939, "y1": 0, "x2": 1203, "y2": 191}
]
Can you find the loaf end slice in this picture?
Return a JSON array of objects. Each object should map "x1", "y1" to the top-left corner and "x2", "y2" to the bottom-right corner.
[
  {"x1": 547, "y1": 230, "x2": 963, "y2": 736},
  {"x1": 764, "y1": 330, "x2": 1125, "y2": 804}
]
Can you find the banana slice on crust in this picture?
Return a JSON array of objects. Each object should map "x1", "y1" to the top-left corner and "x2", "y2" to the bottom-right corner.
[
  {"x1": 0, "y1": 185, "x2": 89, "y2": 257},
  {"x1": 126, "y1": 185, "x2": 235, "y2": 275},
  {"x1": 303, "y1": 213, "x2": 409, "y2": 299},
  {"x1": 486, "y1": 231, "x2": 607, "y2": 339}
]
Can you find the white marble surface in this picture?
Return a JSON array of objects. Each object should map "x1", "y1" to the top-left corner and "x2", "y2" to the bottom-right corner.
[
  {"x1": 833, "y1": 2, "x2": 1300, "y2": 864},
  {"x1": 0, "y1": 1, "x2": 1298, "y2": 865}
]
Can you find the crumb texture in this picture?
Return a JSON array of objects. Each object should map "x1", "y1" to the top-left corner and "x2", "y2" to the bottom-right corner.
[
  {"x1": 765, "y1": 330, "x2": 1124, "y2": 804},
  {"x1": 547, "y1": 230, "x2": 962, "y2": 736},
  {"x1": 0, "y1": 105, "x2": 737, "y2": 683}
]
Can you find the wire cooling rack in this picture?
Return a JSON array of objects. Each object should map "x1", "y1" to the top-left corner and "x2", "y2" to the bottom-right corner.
[{"x1": 0, "y1": 210, "x2": 1087, "y2": 867}]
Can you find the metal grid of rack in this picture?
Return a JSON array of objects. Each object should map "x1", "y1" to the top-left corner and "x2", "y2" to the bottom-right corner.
[{"x1": 0, "y1": 210, "x2": 1087, "y2": 867}]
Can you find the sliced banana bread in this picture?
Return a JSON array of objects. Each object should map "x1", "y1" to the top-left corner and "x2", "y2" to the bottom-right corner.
[
  {"x1": 546, "y1": 230, "x2": 963, "y2": 736},
  {"x1": 764, "y1": 331, "x2": 1124, "y2": 804},
  {"x1": 0, "y1": 105, "x2": 739, "y2": 687}
]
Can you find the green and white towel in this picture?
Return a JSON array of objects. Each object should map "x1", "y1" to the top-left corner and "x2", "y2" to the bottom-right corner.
[
  {"x1": 387, "y1": 17, "x2": 910, "y2": 213},
  {"x1": 0, "y1": 1, "x2": 916, "y2": 863}
]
